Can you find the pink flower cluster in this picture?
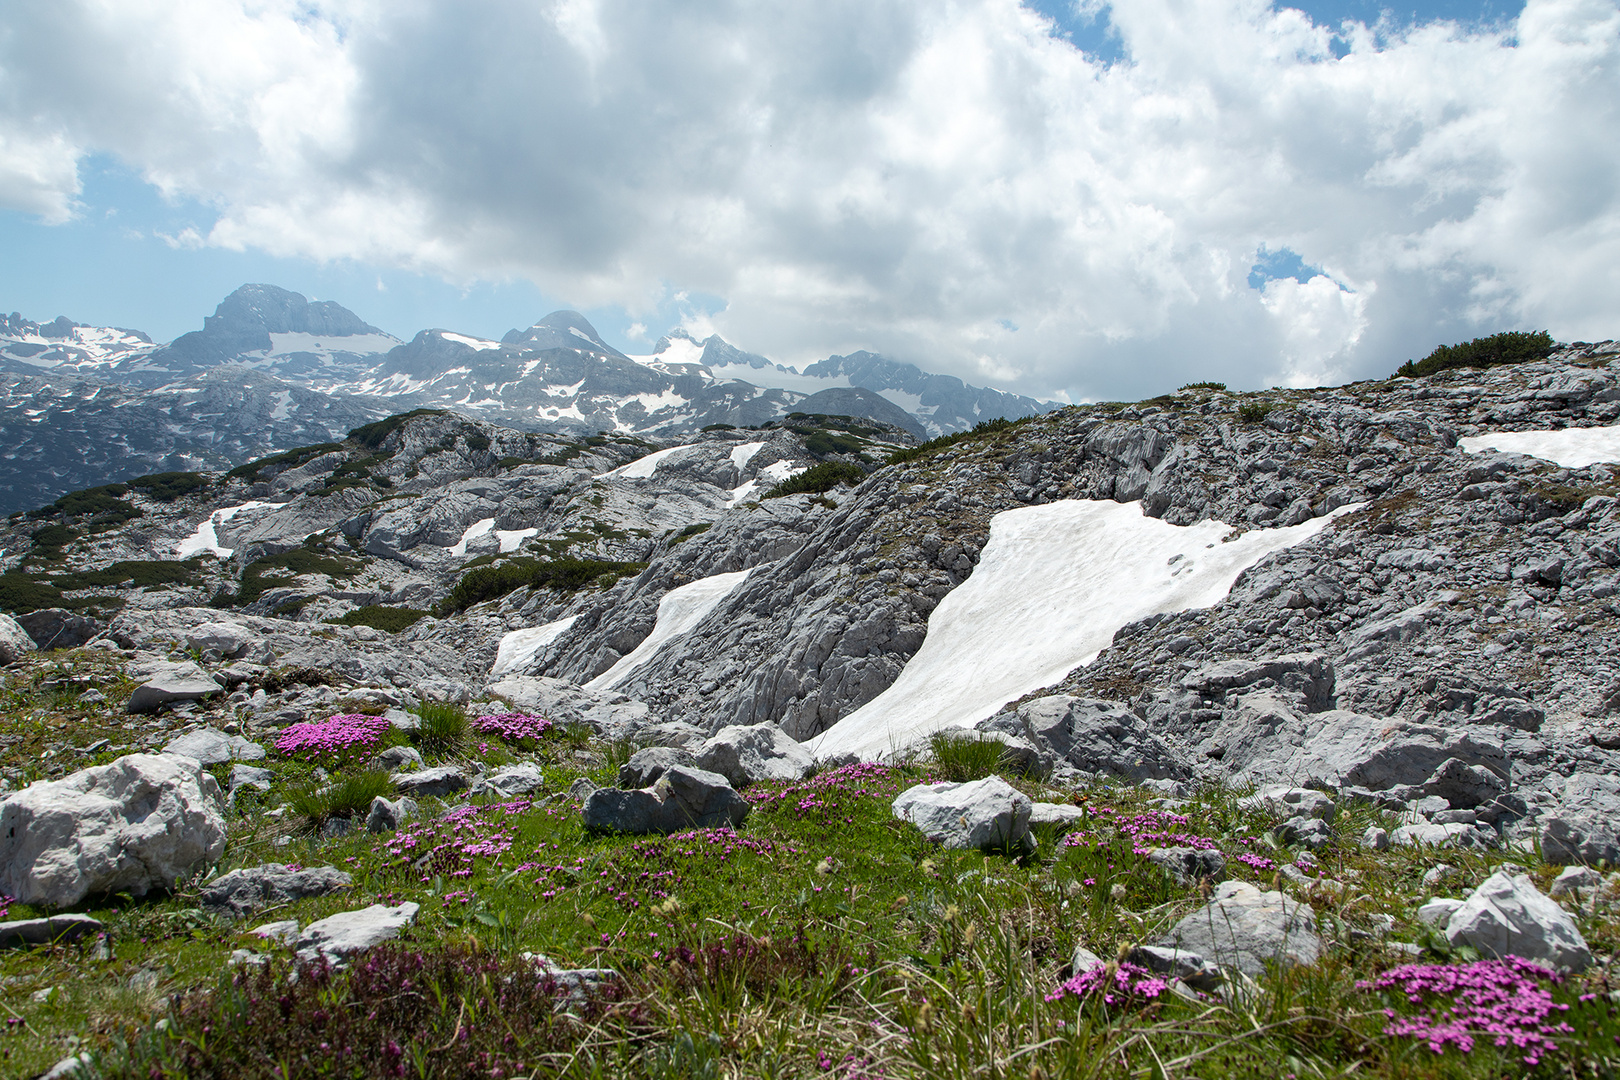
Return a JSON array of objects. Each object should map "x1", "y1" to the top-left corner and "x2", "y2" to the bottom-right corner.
[
  {"x1": 275, "y1": 712, "x2": 391, "y2": 764},
  {"x1": 1046, "y1": 960, "x2": 1170, "y2": 1007},
  {"x1": 472, "y1": 711, "x2": 554, "y2": 745},
  {"x1": 1357, "y1": 957, "x2": 1576, "y2": 1066},
  {"x1": 747, "y1": 762, "x2": 909, "y2": 818},
  {"x1": 380, "y1": 798, "x2": 546, "y2": 881}
]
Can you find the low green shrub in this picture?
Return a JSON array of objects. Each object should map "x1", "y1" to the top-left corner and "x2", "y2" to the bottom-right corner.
[
  {"x1": 411, "y1": 701, "x2": 468, "y2": 757},
  {"x1": 437, "y1": 557, "x2": 645, "y2": 616},
  {"x1": 215, "y1": 539, "x2": 364, "y2": 607},
  {"x1": 127, "y1": 471, "x2": 209, "y2": 501},
  {"x1": 669, "y1": 522, "x2": 712, "y2": 545},
  {"x1": 1237, "y1": 401, "x2": 1276, "y2": 424},
  {"x1": 929, "y1": 730, "x2": 1009, "y2": 782},
  {"x1": 1396, "y1": 330, "x2": 1554, "y2": 378},
  {"x1": 325, "y1": 605, "x2": 430, "y2": 633},
  {"x1": 1180, "y1": 380, "x2": 1227, "y2": 391},
  {"x1": 29, "y1": 484, "x2": 140, "y2": 525},
  {"x1": 348, "y1": 409, "x2": 446, "y2": 449},
  {"x1": 225, "y1": 443, "x2": 343, "y2": 482},
  {"x1": 29, "y1": 524, "x2": 77, "y2": 549},
  {"x1": 53, "y1": 560, "x2": 196, "y2": 590},
  {"x1": 886, "y1": 415, "x2": 1035, "y2": 466},
  {"x1": 764, "y1": 461, "x2": 867, "y2": 498}
]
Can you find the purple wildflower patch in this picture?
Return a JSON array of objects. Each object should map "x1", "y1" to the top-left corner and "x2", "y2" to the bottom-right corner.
[
  {"x1": 472, "y1": 711, "x2": 553, "y2": 745},
  {"x1": 1047, "y1": 961, "x2": 1170, "y2": 1007},
  {"x1": 1357, "y1": 957, "x2": 1576, "y2": 1065},
  {"x1": 275, "y1": 712, "x2": 391, "y2": 765}
]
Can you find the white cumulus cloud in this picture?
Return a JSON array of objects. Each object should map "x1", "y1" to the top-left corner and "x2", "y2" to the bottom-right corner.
[{"x1": 0, "y1": 0, "x2": 1616, "y2": 400}]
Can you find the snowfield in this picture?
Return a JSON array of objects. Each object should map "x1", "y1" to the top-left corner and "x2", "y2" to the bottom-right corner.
[
  {"x1": 586, "y1": 568, "x2": 752, "y2": 691},
  {"x1": 173, "y1": 502, "x2": 281, "y2": 559},
  {"x1": 809, "y1": 499, "x2": 1357, "y2": 762},
  {"x1": 491, "y1": 616, "x2": 579, "y2": 678},
  {"x1": 1458, "y1": 424, "x2": 1620, "y2": 468},
  {"x1": 604, "y1": 444, "x2": 695, "y2": 479}
]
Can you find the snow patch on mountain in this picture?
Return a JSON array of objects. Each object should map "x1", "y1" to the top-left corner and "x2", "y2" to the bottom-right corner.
[
  {"x1": 1459, "y1": 425, "x2": 1620, "y2": 469},
  {"x1": 586, "y1": 568, "x2": 752, "y2": 691},
  {"x1": 438, "y1": 331, "x2": 502, "y2": 351},
  {"x1": 492, "y1": 616, "x2": 579, "y2": 678},
  {"x1": 809, "y1": 500, "x2": 1359, "y2": 762},
  {"x1": 173, "y1": 501, "x2": 282, "y2": 559}
]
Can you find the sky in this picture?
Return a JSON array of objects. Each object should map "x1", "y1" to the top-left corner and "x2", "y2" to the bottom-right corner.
[{"x1": 1, "y1": 0, "x2": 1614, "y2": 403}]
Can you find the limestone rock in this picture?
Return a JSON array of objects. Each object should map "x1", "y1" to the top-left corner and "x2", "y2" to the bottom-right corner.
[
  {"x1": 229, "y1": 764, "x2": 273, "y2": 792},
  {"x1": 1029, "y1": 802, "x2": 1088, "y2": 826},
  {"x1": 583, "y1": 765, "x2": 749, "y2": 834},
  {"x1": 0, "y1": 613, "x2": 37, "y2": 665},
  {"x1": 1540, "y1": 774, "x2": 1620, "y2": 866},
  {"x1": 201, "y1": 864, "x2": 354, "y2": 917},
  {"x1": 0, "y1": 753, "x2": 226, "y2": 908},
  {"x1": 372, "y1": 745, "x2": 424, "y2": 772},
  {"x1": 1125, "y1": 944, "x2": 1224, "y2": 991},
  {"x1": 0, "y1": 914, "x2": 103, "y2": 949},
  {"x1": 125, "y1": 662, "x2": 223, "y2": 713},
  {"x1": 693, "y1": 722, "x2": 815, "y2": 787},
  {"x1": 1445, "y1": 871, "x2": 1592, "y2": 971},
  {"x1": 1416, "y1": 898, "x2": 1464, "y2": 927},
  {"x1": 1013, "y1": 696, "x2": 1187, "y2": 780},
  {"x1": 162, "y1": 728, "x2": 265, "y2": 765},
  {"x1": 1550, "y1": 865, "x2": 1603, "y2": 899},
  {"x1": 1239, "y1": 786, "x2": 1335, "y2": 822},
  {"x1": 295, "y1": 902, "x2": 420, "y2": 964},
  {"x1": 366, "y1": 796, "x2": 418, "y2": 834},
  {"x1": 14, "y1": 609, "x2": 100, "y2": 651},
  {"x1": 618, "y1": 747, "x2": 693, "y2": 789},
  {"x1": 891, "y1": 776, "x2": 1032, "y2": 851},
  {"x1": 1155, "y1": 880, "x2": 1321, "y2": 977},
  {"x1": 393, "y1": 766, "x2": 470, "y2": 799},
  {"x1": 1146, "y1": 846, "x2": 1226, "y2": 885},
  {"x1": 467, "y1": 763, "x2": 547, "y2": 799}
]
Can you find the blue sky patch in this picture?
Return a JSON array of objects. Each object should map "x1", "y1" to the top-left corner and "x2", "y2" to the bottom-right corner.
[{"x1": 1249, "y1": 245, "x2": 1327, "y2": 289}]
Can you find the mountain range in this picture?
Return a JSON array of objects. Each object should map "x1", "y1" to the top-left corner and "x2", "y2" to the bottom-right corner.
[{"x1": 0, "y1": 285, "x2": 1054, "y2": 514}]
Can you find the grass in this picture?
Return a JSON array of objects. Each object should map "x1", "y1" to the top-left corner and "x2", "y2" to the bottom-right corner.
[
  {"x1": 3, "y1": 655, "x2": 1619, "y2": 1079},
  {"x1": 324, "y1": 605, "x2": 431, "y2": 633},
  {"x1": 886, "y1": 415, "x2": 1038, "y2": 467},
  {"x1": 1237, "y1": 400, "x2": 1276, "y2": 424},
  {"x1": 410, "y1": 701, "x2": 468, "y2": 757},
  {"x1": 929, "y1": 730, "x2": 1011, "y2": 782},
  {"x1": 287, "y1": 770, "x2": 394, "y2": 832}
]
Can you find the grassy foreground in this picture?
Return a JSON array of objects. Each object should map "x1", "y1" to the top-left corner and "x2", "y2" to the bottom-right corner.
[{"x1": 2, "y1": 660, "x2": 1619, "y2": 1078}]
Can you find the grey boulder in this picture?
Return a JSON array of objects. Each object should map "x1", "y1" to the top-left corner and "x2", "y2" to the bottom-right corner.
[
  {"x1": 618, "y1": 747, "x2": 693, "y2": 788},
  {"x1": 693, "y1": 722, "x2": 815, "y2": 787},
  {"x1": 1013, "y1": 696, "x2": 1187, "y2": 780},
  {"x1": 1239, "y1": 786, "x2": 1335, "y2": 822},
  {"x1": 891, "y1": 776, "x2": 1032, "y2": 851},
  {"x1": 1445, "y1": 871, "x2": 1591, "y2": 971},
  {"x1": 1539, "y1": 774, "x2": 1620, "y2": 866},
  {"x1": 0, "y1": 613, "x2": 37, "y2": 665},
  {"x1": 14, "y1": 609, "x2": 99, "y2": 651},
  {"x1": 372, "y1": 745, "x2": 424, "y2": 772},
  {"x1": 583, "y1": 765, "x2": 749, "y2": 834},
  {"x1": 200, "y1": 864, "x2": 354, "y2": 917},
  {"x1": 229, "y1": 764, "x2": 273, "y2": 792},
  {"x1": 125, "y1": 662, "x2": 223, "y2": 713},
  {"x1": 0, "y1": 753, "x2": 226, "y2": 907},
  {"x1": 366, "y1": 796, "x2": 419, "y2": 834},
  {"x1": 468, "y1": 763, "x2": 547, "y2": 799},
  {"x1": 1146, "y1": 846, "x2": 1226, "y2": 885},
  {"x1": 0, "y1": 913, "x2": 104, "y2": 949},
  {"x1": 295, "y1": 902, "x2": 420, "y2": 964},
  {"x1": 1155, "y1": 880, "x2": 1321, "y2": 977},
  {"x1": 162, "y1": 728, "x2": 266, "y2": 766},
  {"x1": 1125, "y1": 944, "x2": 1224, "y2": 991},
  {"x1": 393, "y1": 766, "x2": 470, "y2": 799}
]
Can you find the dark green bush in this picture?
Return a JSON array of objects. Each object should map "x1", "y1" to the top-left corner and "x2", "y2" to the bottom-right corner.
[
  {"x1": 437, "y1": 557, "x2": 645, "y2": 615},
  {"x1": 465, "y1": 433, "x2": 491, "y2": 451},
  {"x1": 0, "y1": 572, "x2": 69, "y2": 614},
  {"x1": 215, "y1": 540, "x2": 364, "y2": 607},
  {"x1": 127, "y1": 471, "x2": 209, "y2": 501},
  {"x1": 1237, "y1": 401, "x2": 1275, "y2": 424},
  {"x1": 326, "y1": 605, "x2": 430, "y2": 633},
  {"x1": 701, "y1": 423, "x2": 737, "y2": 431},
  {"x1": 669, "y1": 523, "x2": 712, "y2": 545},
  {"x1": 349, "y1": 409, "x2": 446, "y2": 449},
  {"x1": 1180, "y1": 381, "x2": 1227, "y2": 391},
  {"x1": 225, "y1": 443, "x2": 343, "y2": 482},
  {"x1": 763, "y1": 461, "x2": 867, "y2": 498},
  {"x1": 29, "y1": 484, "x2": 140, "y2": 525},
  {"x1": 30, "y1": 525, "x2": 77, "y2": 549},
  {"x1": 288, "y1": 770, "x2": 394, "y2": 831},
  {"x1": 1396, "y1": 330, "x2": 1554, "y2": 378},
  {"x1": 54, "y1": 560, "x2": 196, "y2": 590}
]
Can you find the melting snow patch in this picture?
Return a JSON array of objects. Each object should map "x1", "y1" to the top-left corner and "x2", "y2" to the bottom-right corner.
[
  {"x1": 809, "y1": 499, "x2": 1357, "y2": 762},
  {"x1": 496, "y1": 528, "x2": 538, "y2": 552},
  {"x1": 438, "y1": 331, "x2": 502, "y2": 351},
  {"x1": 727, "y1": 480, "x2": 760, "y2": 507},
  {"x1": 586, "y1": 569, "x2": 751, "y2": 691},
  {"x1": 491, "y1": 616, "x2": 579, "y2": 677},
  {"x1": 1459, "y1": 425, "x2": 1620, "y2": 469},
  {"x1": 449, "y1": 518, "x2": 496, "y2": 556},
  {"x1": 757, "y1": 460, "x2": 807, "y2": 484},
  {"x1": 173, "y1": 502, "x2": 281, "y2": 559},
  {"x1": 603, "y1": 444, "x2": 695, "y2": 479},
  {"x1": 730, "y1": 441, "x2": 765, "y2": 470}
]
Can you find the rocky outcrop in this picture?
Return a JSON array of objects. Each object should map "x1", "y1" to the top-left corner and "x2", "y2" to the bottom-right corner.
[
  {"x1": 1155, "y1": 880, "x2": 1322, "y2": 977},
  {"x1": 200, "y1": 864, "x2": 354, "y2": 917},
  {"x1": 0, "y1": 754, "x2": 227, "y2": 907},
  {"x1": 582, "y1": 765, "x2": 749, "y2": 834},
  {"x1": 1445, "y1": 870, "x2": 1592, "y2": 971},
  {"x1": 891, "y1": 777, "x2": 1033, "y2": 851}
]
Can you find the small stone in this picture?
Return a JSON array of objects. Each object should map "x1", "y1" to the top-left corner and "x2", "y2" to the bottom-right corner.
[
  {"x1": 891, "y1": 776, "x2": 1033, "y2": 851},
  {"x1": 295, "y1": 902, "x2": 420, "y2": 964},
  {"x1": 1125, "y1": 944, "x2": 1224, "y2": 991},
  {"x1": 1446, "y1": 870, "x2": 1592, "y2": 971},
  {"x1": 1277, "y1": 816, "x2": 1333, "y2": 850},
  {"x1": 1156, "y1": 880, "x2": 1321, "y2": 977},
  {"x1": 365, "y1": 796, "x2": 418, "y2": 835},
  {"x1": 1146, "y1": 846, "x2": 1227, "y2": 885},
  {"x1": 229, "y1": 764, "x2": 273, "y2": 792},
  {"x1": 1360, "y1": 825, "x2": 1390, "y2": 851},
  {"x1": 0, "y1": 914, "x2": 104, "y2": 949},
  {"x1": 372, "y1": 745, "x2": 423, "y2": 772},
  {"x1": 162, "y1": 728, "x2": 265, "y2": 765},
  {"x1": 1550, "y1": 865, "x2": 1603, "y2": 899},
  {"x1": 250, "y1": 919, "x2": 300, "y2": 946},
  {"x1": 1420, "y1": 864, "x2": 1456, "y2": 888},
  {"x1": 200, "y1": 864, "x2": 353, "y2": 917},
  {"x1": 393, "y1": 766, "x2": 470, "y2": 799}
]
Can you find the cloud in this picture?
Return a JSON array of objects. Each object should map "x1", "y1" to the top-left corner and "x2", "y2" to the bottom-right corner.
[{"x1": 1, "y1": 0, "x2": 1617, "y2": 400}]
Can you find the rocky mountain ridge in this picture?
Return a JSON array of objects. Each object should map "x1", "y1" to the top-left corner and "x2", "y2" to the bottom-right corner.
[{"x1": 0, "y1": 285, "x2": 1054, "y2": 513}]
